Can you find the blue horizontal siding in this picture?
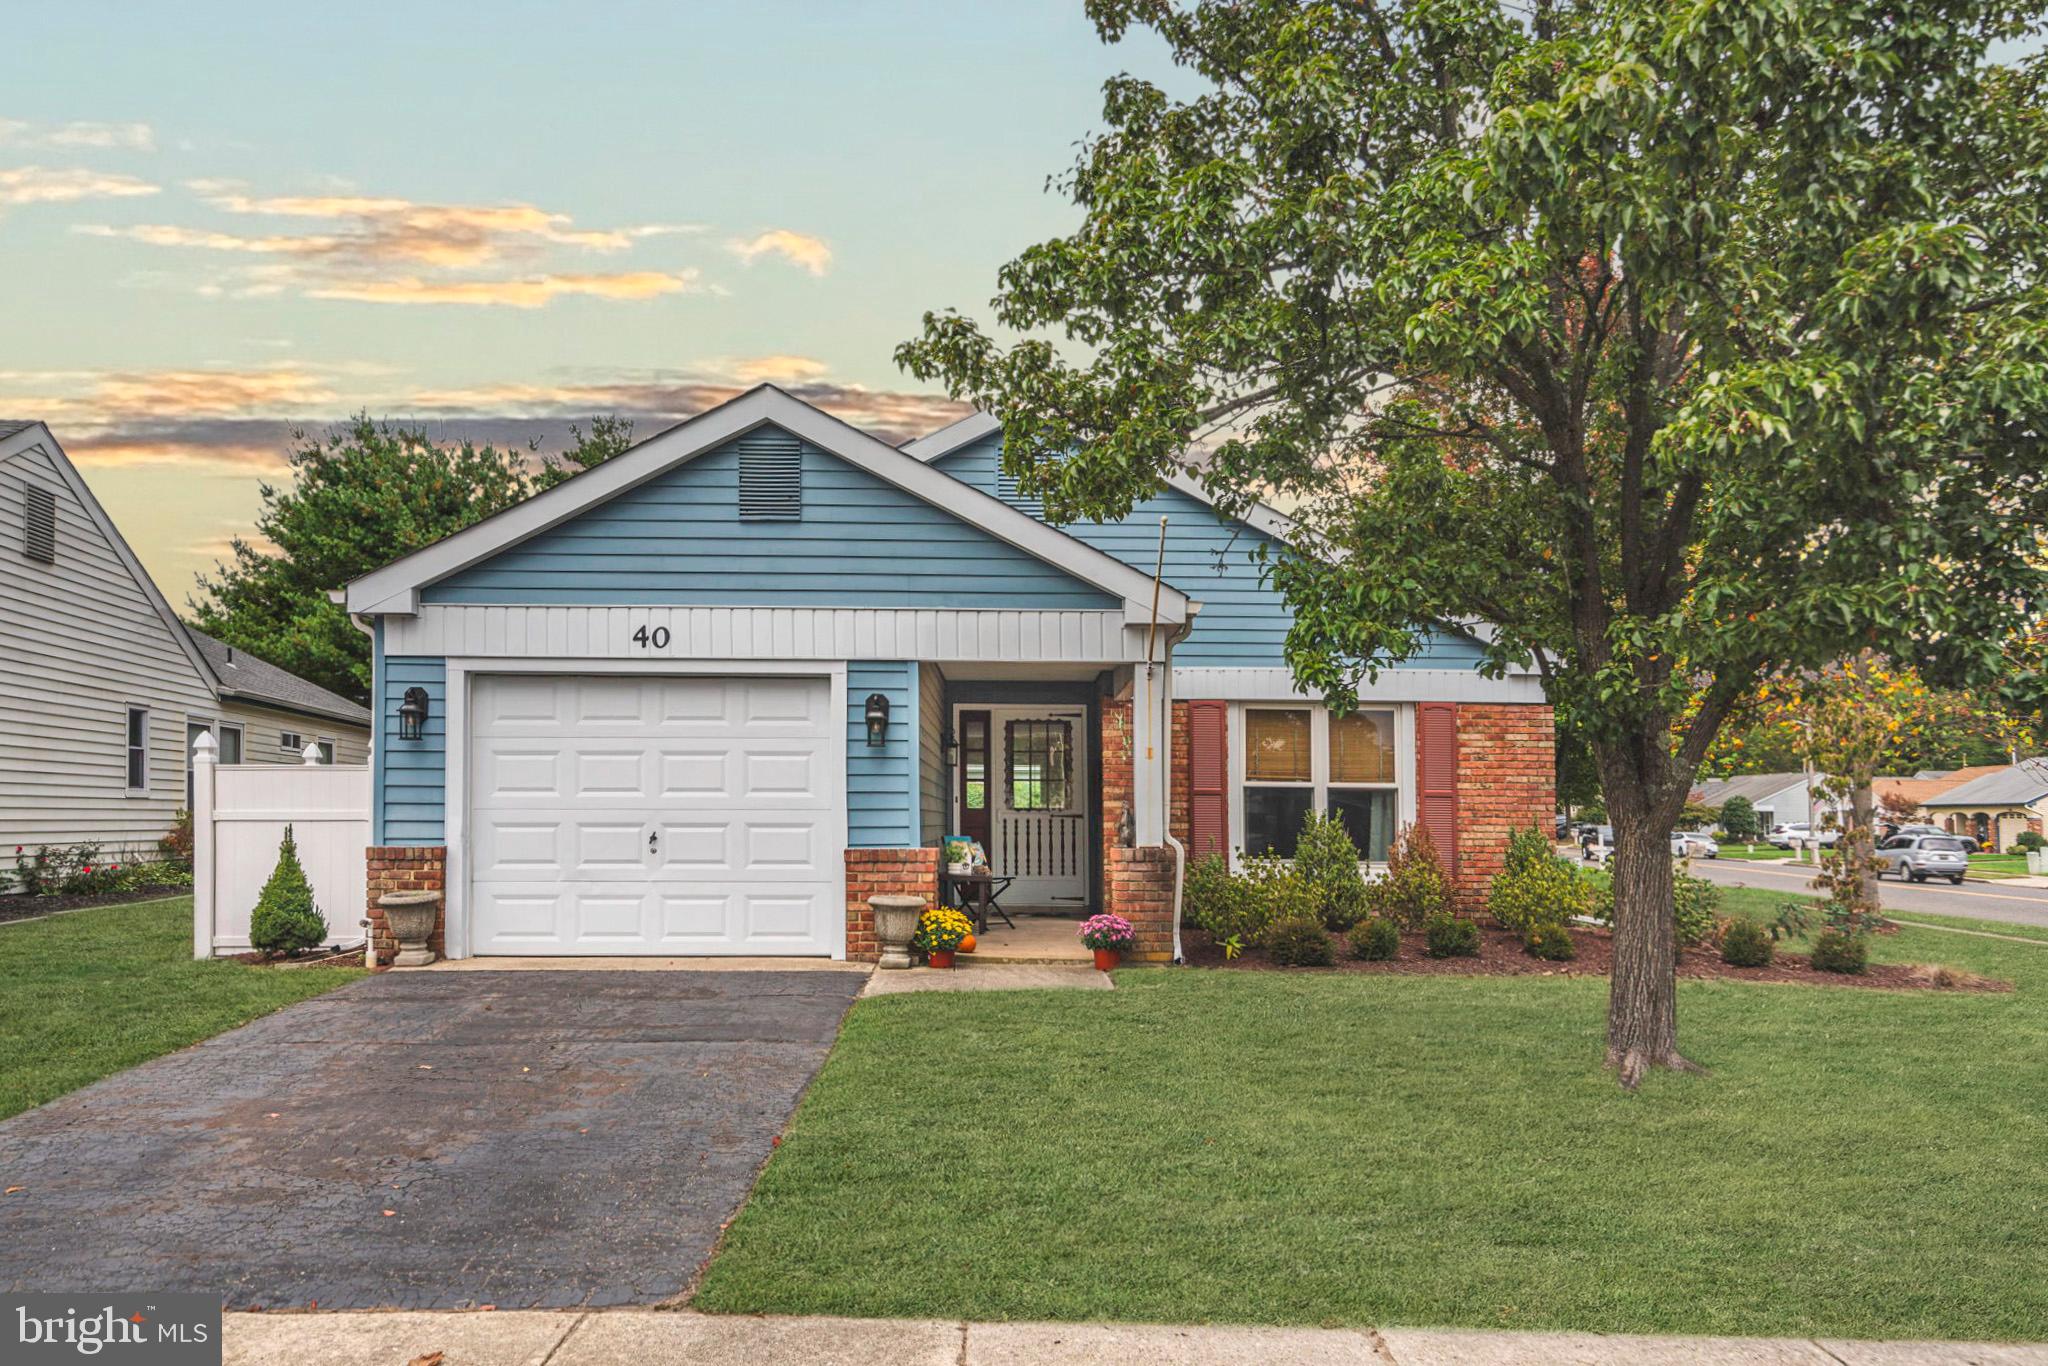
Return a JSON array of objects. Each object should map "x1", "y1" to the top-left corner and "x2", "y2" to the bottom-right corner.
[
  {"x1": 935, "y1": 437, "x2": 1485, "y2": 669},
  {"x1": 424, "y1": 427, "x2": 1119, "y2": 610},
  {"x1": 848, "y1": 660, "x2": 916, "y2": 848},
  {"x1": 375, "y1": 654, "x2": 446, "y2": 845}
]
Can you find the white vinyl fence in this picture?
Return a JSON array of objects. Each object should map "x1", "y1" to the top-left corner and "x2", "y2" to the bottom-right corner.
[{"x1": 191, "y1": 731, "x2": 370, "y2": 958}]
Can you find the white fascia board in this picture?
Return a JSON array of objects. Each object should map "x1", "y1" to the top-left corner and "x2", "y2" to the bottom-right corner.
[
  {"x1": 1174, "y1": 666, "x2": 1547, "y2": 705},
  {"x1": 3, "y1": 421, "x2": 222, "y2": 692},
  {"x1": 345, "y1": 386, "x2": 1186, "y2": 625}
]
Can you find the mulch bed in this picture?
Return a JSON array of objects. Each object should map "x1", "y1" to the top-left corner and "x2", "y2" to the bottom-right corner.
[
  {"x1": 223, "y1": 946, "x2": 367, "y2": 969},
  {"x1": 0, "y1": 885, "x2": 193, "y2": 925},
  {"x1": 1182, "y1": 922, "x2": 2010, "y2": 993}
]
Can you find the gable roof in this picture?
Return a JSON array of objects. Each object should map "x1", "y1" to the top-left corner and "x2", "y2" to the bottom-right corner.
[
  {"x1": 1692, "y1": 772, "x2": 1810, "y2": 807},
  {"x1": 1874, "y1": 764, "x2": 2009, "y2": 811},
  {"x1": 1921, "y1": 759, "x2": 2048, "y2": 810},
  {"x1": 903, "y1": 410, "x2": 1299, "y2": 543},
  {"x1": 345, "y1": 386, "x2": 1189, "y2": 626},
  {"x1": 0, "y1": 420, "x2": 218, "y2": 692},
  {"x1": 186, "y1": 628, "x2": 371, "y2": 728}
]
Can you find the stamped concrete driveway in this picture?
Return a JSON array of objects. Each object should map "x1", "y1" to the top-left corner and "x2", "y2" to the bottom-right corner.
[{"x1": 0, "y1": 968, "x2": 865, "y2": 1310}]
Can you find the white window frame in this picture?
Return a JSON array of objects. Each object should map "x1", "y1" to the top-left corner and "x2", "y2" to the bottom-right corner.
[
  {"x1": 124, "y1": 705, "x2": 150, "y2": 795},
  {"x1": 314, "y1": 736, "x2": 336, "y2": 765},
  {"x1": 217, "y1": 721, "x2": 244, "y2": 764},
  {"x1": 278, "y1": 730, "x2": 302, "y2": 753},
  {"x1": 1228, "y1": 702, "x2": 1417, "y2": 869}
]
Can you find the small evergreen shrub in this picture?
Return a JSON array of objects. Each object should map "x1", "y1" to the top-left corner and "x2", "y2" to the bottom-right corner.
[
  {"x1": 2010, "y1": 829, "x2": 2046, "y2": 853},
  {"x1": 1266, "y1": 916, "x2": 1336, "y2": 967},
  {"x1": 1292, "y1": 810, "x2": 1370, "y2": 931},
  {"x1": 1423, "y1": 912, "x2": 1480, "y2": 958},
  {"x1": 249, "y1": 824, "x2": 326, "y2": 955},
  {"x1": 1810, "y1": 928, "x2": 1868, "y2": 975},
  {"x1": 1523, "y1": 921, "x2": 1576, "y2": 961},
  {"x1": 1672, "y1": 866, "x2": 1721, "y2": 946},
  {"x1": 1365, "y1": 822, "x2": 1451, "y2": 927},
  {"x1": 1185, "y1": 853, "x2": 1268, "y2": 943},
  {"x1": 1242, "y1": 853, "x2": 1320, "y2": 927},
  {"x1": 1718, "y1": 916, "x2": 1775, "y2": 968},
  {"x1": 1489, "y1": 824, "x2": 1592, "y2": 934},
  {"x1": 1348, "y1": 915, "x2": 1400, "y2": 961}
]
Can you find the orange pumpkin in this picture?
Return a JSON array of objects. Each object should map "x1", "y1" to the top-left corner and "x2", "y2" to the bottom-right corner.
[{"x1": 959, "y1": 934, "x2": 977, "y2": 953}]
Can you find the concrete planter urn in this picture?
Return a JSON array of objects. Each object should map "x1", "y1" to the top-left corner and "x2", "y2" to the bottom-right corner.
[
  {"x1": 378, "y1": 890, "x2": 441, "y2": 967},
  {"x1": 869, "y1": 894, "x2": 925, "y2": 970}
]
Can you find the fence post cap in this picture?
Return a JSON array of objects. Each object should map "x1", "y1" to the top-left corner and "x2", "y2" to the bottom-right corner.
[
  {"x1": 192, "y1": 730, "x2": 217, "y2": 763},
  {"x1": 301, "y1": 741, "x2": 323, "y2": 766}
]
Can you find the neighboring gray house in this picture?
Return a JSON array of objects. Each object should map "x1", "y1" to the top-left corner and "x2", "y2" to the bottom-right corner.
[
  {"x1": 1, "y1": 420, "x2": 368, "y2": 865},
  {"x1": 1691, "y1": 771, "x2": 1825, "y2": 831},
  {"x1": 1920, "y1": 759, "x2": 2048, "y2": 850}
]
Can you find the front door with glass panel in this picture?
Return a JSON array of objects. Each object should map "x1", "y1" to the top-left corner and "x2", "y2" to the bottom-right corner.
[{"x1": 957, "y1": 705, "x2": 1090, "y2": 909}]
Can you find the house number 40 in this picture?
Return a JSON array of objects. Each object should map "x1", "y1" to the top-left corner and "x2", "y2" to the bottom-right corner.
[{"x1": 631, "y1": 625, "x2": 671, "y2": 649}]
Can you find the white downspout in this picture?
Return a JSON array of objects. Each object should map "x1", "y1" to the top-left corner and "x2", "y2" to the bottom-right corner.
[
  {"x1": 1145, "y1": 517, "x2": 1190, "y2": 964},
  {"x1": 345, "y1": 607, "x2": 379, "y2": 971}
]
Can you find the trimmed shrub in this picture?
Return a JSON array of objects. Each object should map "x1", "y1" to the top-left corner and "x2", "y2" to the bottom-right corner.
[
  {"x1": 249, "y1": 824, "x2": 326, "y2": 956},
  {"x1": 1489, "y1": 825, "x2": 1592, "y2": 934},
  {"x1": 1185, "y1": 854, "x2": 1266, "y2": 943},
  {"x1": 1810, "y1": 929, "x2": 1869, "y2": 975},
  {"x1": 1293, "y1": 810, "x2": 1371, "y2": 930},
  {"x1": 1718, "y1": 916, "x2": 1775, "y2": 968},
  {"x1": 1348, "y1": 915, "x2": 1400, "y2": 961},
  {"x1": 1523, "y1": 921, "x2": 1576, "y2": 961},
  {"x1": 2010, "y1": 830, "x2": 2046, "y2": 854},
  {"x1": 1423, "y1": 912, "x2": 1480, "y2": 958},
  {"x1": 1672, "y1": 866, "x2": 1722, "y2": 946},
  {"x1": 1365, "y1": 822, "x2": 1451, "y2": 927},
  {"x1": 1267, "y1": 916, "x2": 1336, "y2": 967},
  {"x1": 1242, "y1": 854, "x2": 1320, "y2": 928}
]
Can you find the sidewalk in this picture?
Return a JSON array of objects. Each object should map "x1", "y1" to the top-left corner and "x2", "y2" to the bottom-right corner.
[{"x1": 221, "y1": 1310, "x2": 2048, "y2": 1364}]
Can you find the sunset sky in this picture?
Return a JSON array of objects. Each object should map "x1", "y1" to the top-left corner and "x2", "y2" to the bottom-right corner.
[{"x1": 2, "y1": 2, "x2": 1180, "y2": 599}]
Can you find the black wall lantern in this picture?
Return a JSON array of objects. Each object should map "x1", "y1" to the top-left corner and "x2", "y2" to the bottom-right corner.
[
  {"x1": 397, "y1": 686, "x2": 430, "y2": 742},
  {"x1": 864, "y1": 692, "x2": 891, "y2": 747}
]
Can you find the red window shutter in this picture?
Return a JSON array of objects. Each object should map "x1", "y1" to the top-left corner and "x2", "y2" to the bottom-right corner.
[
  {"x1": 1188, "y1": 700, "x2": 1228, "y2": 857},
  {"x1": 1417, "y1": 702, "x2": 1459, "y2": 875}
]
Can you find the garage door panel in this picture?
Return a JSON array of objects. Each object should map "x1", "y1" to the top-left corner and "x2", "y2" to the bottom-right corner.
[{"x1": 469, "y1": 673, "x2": 838, "y2": 956}]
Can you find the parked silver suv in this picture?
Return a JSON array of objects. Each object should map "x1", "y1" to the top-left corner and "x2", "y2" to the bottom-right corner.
[{"x1": 1875, "y1": 833, "x2": 1970, "y2": 885}]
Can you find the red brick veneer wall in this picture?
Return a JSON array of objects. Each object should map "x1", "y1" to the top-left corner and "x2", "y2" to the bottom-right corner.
[
  {"x1": 1100, "y1": 699, "x2": 1134, "y2": 875},
  {"x1": 1447, "y1": 703, "x2": 1556, "y2": 907},
  {"x1": 1106, "y1": 845, "x2": 1178, "y2": 962},
  {"x1": 844, "y1": 847, "x2": 940, "y2": 963},
  {"x1": 365, "y1": 845, "x2": 446, "y2": 964}
]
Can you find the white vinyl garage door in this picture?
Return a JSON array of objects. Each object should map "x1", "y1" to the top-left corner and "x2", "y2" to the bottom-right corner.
[{"x1": 468, "y1": 673, "x2": 841, "y2": 956}]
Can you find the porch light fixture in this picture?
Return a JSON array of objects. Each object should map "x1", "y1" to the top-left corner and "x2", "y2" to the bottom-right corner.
[
  {"x1": 940, "y1": 724, "x2": 959, "y2": 767},
  {"x1": 864, "y1": 692, "x2": 891, "y2": 747},
  {"x1": 397, "y1": 687, "x2": 430, "y2": 742}
]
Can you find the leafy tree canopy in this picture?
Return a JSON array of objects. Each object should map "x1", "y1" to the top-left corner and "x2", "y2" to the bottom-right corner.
[
  {"x1": 899, "y1": 0, "x2": 2048, "y2": 1081},
  {"x1": 190, "y1": 415, "x2": 630, "y2": 702}
]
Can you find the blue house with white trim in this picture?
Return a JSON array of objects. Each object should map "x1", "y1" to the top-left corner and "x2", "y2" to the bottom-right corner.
[{"x1": 344, "y1": 385, "x2": 1549, "y2": 963}]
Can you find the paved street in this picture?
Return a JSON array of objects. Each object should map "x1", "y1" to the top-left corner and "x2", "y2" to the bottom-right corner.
[
  {"x1": 0, "y1": 969, "x2": 865, "y2": 1310},
  {"x1": 1684, "y1": 855, "x2": 2048, "y2": 932}
]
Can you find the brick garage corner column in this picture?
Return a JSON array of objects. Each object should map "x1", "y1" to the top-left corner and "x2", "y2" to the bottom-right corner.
[
  {"x1": 1106, "y1": 845, "x2": 1177, "y2": 962},
  {"x1": 1452, "y1": 703, "x2": 1555, "y2": 908},
  {"x1": 1168, "y1": 700, "x2": 1191, "y2": 847},
  {"x1": 365, "y1": 846, "x2": 447, "y2": 963},
  {"x1": 844, "y1": 848, "x2": 939, "y2": 963}
]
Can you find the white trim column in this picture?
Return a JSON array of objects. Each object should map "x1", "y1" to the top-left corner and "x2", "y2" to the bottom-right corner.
[
  {"x1": 190, "y1": 729, "x2": 216, "y2": 959},
  {"x1": 1131, "y1": 659, "x2": 1169, "y2": 846}
]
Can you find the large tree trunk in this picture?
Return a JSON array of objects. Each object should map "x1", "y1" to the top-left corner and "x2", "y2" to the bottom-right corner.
[{"x1": 1597, "y1": 743, "x2": 1706, "y2": 1089}]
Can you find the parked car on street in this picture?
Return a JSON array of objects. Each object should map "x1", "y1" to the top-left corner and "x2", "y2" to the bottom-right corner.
[
  {"x1": 1769, "y1": 822, "x2": 1841, "y2": 850},
  {"x1": 1671, "y1": 832, "x2": 1720, "y2": 859},
  {"x1": 1875, "y1": 833, "x2": 1971, "y2": 884}
]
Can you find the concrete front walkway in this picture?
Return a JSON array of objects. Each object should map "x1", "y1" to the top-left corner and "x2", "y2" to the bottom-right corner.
[{"x1": 221, "y1": 1311, "x2": 2048, "y2": 1365}]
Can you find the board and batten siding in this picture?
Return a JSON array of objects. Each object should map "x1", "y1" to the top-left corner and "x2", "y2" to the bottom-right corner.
[
  {"x1": 374, "y1": 655, "x2": 447, "y2": 844},
  {"x1": 848, "y1": 661, "x2": 916, "y2": 848},
  {"x1": 917, "y1": 661, "x2": 946, "y2": 846},
  {"x1": 423, "y1": 429, "x2": 1120, "y2": 611},
  {"x1": 934, "y1": 437, "x2": 1487, "y2": 669},
  {"x1": 0, "y1": 440, "x2": 217, "y2": 855}
]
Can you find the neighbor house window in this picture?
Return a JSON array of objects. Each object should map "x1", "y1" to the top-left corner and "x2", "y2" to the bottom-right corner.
[
  {"x1": 1240, "y1": 705, "x2": 1401, "y2": 861},
  {"x1": 279, "y1": 730, "x2": 302, "y2": 753},
  {"x1": 314, "y1": 738, "x2": 335, "y2": 765},
  {"x1": 187, "y1": 722, "x2": 243, "y2": 805},
  {"x1": 1005, "y1": 719, "x2": 1072, "y2": 811},
  {"x1": 125, "y1": 707, "x2": 149, "y2": 794}
]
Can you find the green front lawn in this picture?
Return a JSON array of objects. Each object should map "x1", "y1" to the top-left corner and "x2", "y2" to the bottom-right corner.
[
  {"x1": 1968, "y1": 853, "x2": 2035, "y2": 880},
  {"x1": 1710, "y1": 844, "x2": 1792, "y2": 860},
  {"x1": 0, "y1": 897, "x2": 364, "y2": 1120},
  {"x1": 697, "y1": 919, "x2": 2048, "y2": 1340}
]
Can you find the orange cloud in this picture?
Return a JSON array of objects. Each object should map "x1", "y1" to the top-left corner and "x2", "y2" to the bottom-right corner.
[
  {"x1": 0, "y1": 166, "x2": 158, "y2": 208},
  {"x1": 305, "y1": 270, "x2": 701, "y2": 308},
  {"x1": 727, "y1": 228, "x2": 832, "y2": 276},
  {"x1": 727, "y1": 354, "x2": 832, "y2": 383}
]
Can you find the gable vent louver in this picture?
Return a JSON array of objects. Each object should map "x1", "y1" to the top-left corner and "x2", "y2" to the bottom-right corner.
[
  {"x1": 995, "y1": 466, "x2": 1044, "y2": 517},
  {"x1": 21, "y1": 483, "x2": 56, "y2": 564},
  {"x1": 738, "y1": 432, "x2": 804, "y2": 521}
]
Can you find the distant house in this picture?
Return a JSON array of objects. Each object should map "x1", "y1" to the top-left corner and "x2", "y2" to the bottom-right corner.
[
  {"x1": 1, "y1": 420, "x2": 368, "y2": 867},
  {"x1": 1691, "y1": 772, "x2": 1826, "y2": 831},
  {"x1": 1918, "y1": 760, "x2": 2048, "y2": 850},
  {"x1": 1871, "y1": 764, "x2": 2009, "y2": 821}
]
